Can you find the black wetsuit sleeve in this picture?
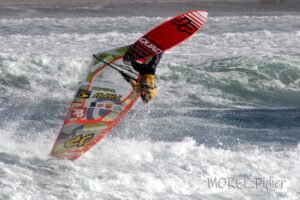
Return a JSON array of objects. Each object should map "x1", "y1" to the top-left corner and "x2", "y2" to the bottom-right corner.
[{"x1": 131, "y1": 54, "x2": 162, "y2": 75}]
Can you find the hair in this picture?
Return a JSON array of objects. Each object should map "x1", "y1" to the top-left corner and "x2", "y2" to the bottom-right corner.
[{"x1": 141, "y1": 92, "x2": 152, "y2": 104}]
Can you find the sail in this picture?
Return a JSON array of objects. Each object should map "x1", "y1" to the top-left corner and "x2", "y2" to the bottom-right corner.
[{"x1": 50, "y1": 45, "x2": 139, "y2": 160}]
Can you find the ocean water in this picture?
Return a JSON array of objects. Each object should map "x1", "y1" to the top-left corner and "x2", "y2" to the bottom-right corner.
[{"x1": 0, "y1": 4, "x2": 300, "y2": 200}]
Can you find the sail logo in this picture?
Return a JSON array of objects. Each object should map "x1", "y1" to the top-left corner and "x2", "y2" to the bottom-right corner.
[
  {"x1": 71, "y1": 107, "x2": 87, "y2": 118},
  {"x1": 76, "y1": 89, "x2": 91, "y2": 99},
  {"x1": 92, "y1": 93, "x2": 122, "y2": 101},
  {"x1": 64, "y1": 133, "x2": 94, "y2": 148},
  {"x1": 92, "y1": 87, "x2": 116, "y2": 93},
  {"x1": 139, "y1": 38, "x2": 163, "y2": 54}
]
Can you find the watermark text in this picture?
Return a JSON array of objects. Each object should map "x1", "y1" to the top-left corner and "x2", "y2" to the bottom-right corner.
[{"x1": 207, "y1": 176, "x2": 286, "y2": 190}]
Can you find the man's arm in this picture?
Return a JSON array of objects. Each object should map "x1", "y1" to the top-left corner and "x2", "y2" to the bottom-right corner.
[{"x1": 121, "y1": 71, "x2": 138, "y2": 89}]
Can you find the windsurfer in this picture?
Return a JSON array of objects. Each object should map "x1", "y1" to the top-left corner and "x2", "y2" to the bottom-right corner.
[{"x1": 122, "y1": 54, "x2": 163, "y2": 104}]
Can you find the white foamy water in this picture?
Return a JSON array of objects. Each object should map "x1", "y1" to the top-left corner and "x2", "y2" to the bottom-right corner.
[{"x1": 0, "y1": 13, "x2": 300, "y2": 200}]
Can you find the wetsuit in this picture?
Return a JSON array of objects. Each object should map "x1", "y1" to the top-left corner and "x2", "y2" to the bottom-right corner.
[{"x1": 131, "y1": 54, "x2": 163, "y2": 75}]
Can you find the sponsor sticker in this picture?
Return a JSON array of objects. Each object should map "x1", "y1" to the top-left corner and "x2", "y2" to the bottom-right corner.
[
  {"x1": 91, "y1": 87, "x2": 116, "y2": 93},
  {"x1": 90, "y1": 102, "x2": 97, "y2": 107},
  {"x1": 113, "y1": 106, "x2": 122, "y2": 112},
  {"x1": 71, "y1": 102, "x2": 83, "y2": 107},
  {"x1": 76, "y1": 89, "x2": 91, "y2": 99},
  {"x1": 71, "y1": 107, "x2": 87, "y2": 118},
  {"x1": 64, "y1": 133, "x2": 94, "y2": 148},
  {"x1": 105, "y1": 103, "x2": 113, "y2": 110},
  {"x1": 92, "y1": 93, "x2": 122, "y2": 101},
  {"x1": 171, "y1": 16, "x2": 198, "y2": 35},
  {"x1": 97, "y1": 103, "x2": 105, "y2": 108},
  {"x1": 139, "y1": 37, "x2": 163, "y2": 54}
]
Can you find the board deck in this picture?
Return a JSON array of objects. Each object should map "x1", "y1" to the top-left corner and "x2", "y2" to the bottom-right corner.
[{"x1": 124, "y1": 10, "x2": 208, "y2": 63}]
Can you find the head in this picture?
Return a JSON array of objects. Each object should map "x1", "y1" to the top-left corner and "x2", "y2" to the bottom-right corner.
[
  {"x1": 140, "y1": 86, "x2": 157, "y2": 103},
  {"x1": 138, "y1": 74, "x2": 157, "y2": 104}
]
